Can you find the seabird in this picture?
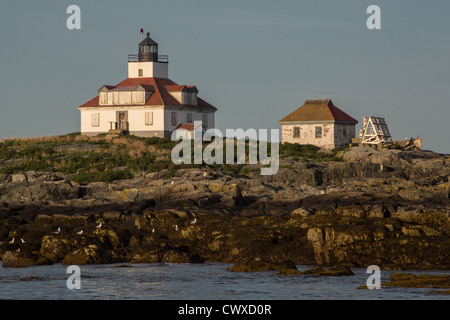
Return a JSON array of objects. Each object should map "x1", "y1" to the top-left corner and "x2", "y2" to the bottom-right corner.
[
  {"x1": 9, "y1": 238, "x2": 15, "y2": 244},
  {"x1": 16, "y1": 248, "x2": 20, "y2": 252},
  {"x1": 175, "y1": 225, "x2": 179, "y2": 231},
  {"x1": 152, "y1": 228, "x2": 155, "y2": 233},
  {"x1": 21, "y1": 239, "x2": 26, "y2": 243},
  {"x1": 76, "y1": 230, "x2": 83, "y2": 235},
  {"x1": 53, "y1": 227, "x2": 61, "y2": 234},
  {"x1": 190, "y1": 218, "x2": 197, "y2": 225},
  {"x1": 96, "y1": 223, "x2": 102, "y2": 229}
]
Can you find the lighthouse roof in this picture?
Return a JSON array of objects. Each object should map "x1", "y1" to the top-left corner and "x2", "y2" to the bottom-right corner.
[
  {"x1": 78, "y1": 77, "x2": 217, "y2": 111},
  {"x1": 139, "y1": 32, "x2": 158, "y2": 46}
]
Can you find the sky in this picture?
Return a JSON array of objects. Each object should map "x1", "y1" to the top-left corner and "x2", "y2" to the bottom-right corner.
[{"x1": 0, "y1": 0, "x2": 449, "y2": 153}]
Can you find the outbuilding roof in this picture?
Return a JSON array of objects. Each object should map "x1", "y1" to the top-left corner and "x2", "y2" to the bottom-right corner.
[{"x1": 279, "y1": 99, "x2": 357, "y2": 124}]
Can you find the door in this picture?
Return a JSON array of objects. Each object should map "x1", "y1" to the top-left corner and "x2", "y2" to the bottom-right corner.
[{"x1": 117, "y1": 111, "x2": 128, "y2": 130}]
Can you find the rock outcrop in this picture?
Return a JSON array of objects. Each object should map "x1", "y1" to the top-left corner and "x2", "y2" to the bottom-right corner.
[{"x1": 0, "y1": 147, "x2": 448, "y2": 269}]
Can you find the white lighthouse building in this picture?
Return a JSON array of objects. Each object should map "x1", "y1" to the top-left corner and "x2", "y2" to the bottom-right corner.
[{"x1": 78, "y1": 29, "x2": 217, "y2": 137}]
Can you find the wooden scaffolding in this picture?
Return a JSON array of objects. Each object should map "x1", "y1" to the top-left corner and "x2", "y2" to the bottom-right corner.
[{"x1": 359, "y1": 116, "x2": 393, "y2": 145}]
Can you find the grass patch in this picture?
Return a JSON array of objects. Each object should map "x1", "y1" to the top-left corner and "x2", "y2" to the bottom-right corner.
[
  {"x1": 279, "y1": 142, "x2": 344, "y2": 162},
  {"x1": 0, "y1": 134, "x2": 348, "y2": 183}
]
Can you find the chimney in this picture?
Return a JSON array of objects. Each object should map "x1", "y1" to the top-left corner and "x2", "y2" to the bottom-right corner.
[{"x1": 140, "y1": 28, "x2": 143, "y2": 41}]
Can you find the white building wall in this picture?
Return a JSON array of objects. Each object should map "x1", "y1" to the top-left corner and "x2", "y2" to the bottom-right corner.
[
  {"x1": 128, "y1": 61, "x2": 168, "y2": 78},
  {"x1": 164, "y1": 109, "x2": 215, "y2": 132},
  {"x1": 169, "y1": 92, "x2": 183, "y2": 104},
  {"x1": 167, "y1": 92, "x2": 198, "y2": 106},
  {"x1": 80, "y1": 106, "x2": 215, "y2": 137},
  {"x1": 80, "y1": 109, "x2": 117, "y2": 134},
  {"x1": 80, "y1": 107, "x2": 165, "y2": 135},
  {"x1": 281, "y1": 122, "x2": 356, "y2": 150},
  {"x1": 333, "y1": 123, "x2": 356, "y2": 148},
  {"x1": 281, "y1": 123, "x2": 336, "y2": 150}
]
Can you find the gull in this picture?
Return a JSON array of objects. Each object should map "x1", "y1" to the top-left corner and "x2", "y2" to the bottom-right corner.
[
  {"x1": 21, "y1": 239, "x2": 26, "y2": 243},
  {"x1": 175, "y1": 225, "x2": 179, "y2": 231},
  {"x1": 96, "y1": 223, "x2": 102, "y2": 229},
  {"x1": 9, "y1": 238, "x2": 15, "y2": 244},
  {"x1": 171, "y1": 181, "x2": 174, "y2": 185},
  {"x1": 76, "y1": 230, "x2": 83, "y2": 235},
  {"x1": 152, "y1": 228, "x2": 155, "y2": 233},
  {"x1": 53, "y1": 227, "x2": 61, "y2": 234},
  {"x1": 16, "y1": 248, "x2": 20, "y2": 252},
  {"x1": 190, "y1": 218, "x2": 197, "y2": 225}
]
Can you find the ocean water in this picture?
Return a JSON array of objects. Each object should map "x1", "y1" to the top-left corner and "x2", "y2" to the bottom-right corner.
[{"x1": 0, "y1": 262, "x2": 448, "y2": 300}]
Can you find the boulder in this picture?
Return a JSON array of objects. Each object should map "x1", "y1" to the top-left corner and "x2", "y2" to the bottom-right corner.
[
  {"x1": 0, "y1": 174, "x2": 11, "y2": 183},
  {"x1": 2, "y1": 251, "x2": 52, "y2": 268},
  {"x1": 226, "y1": 260, "x2": 298, "y2": 273},
  {"x1": 290, "y1": 208, "x2": 314, "y2": 217},
  {"x1": 162, "y1": 250, "x2": 204, "y2": 264},
  {"x1": 52, "y1": 214, "x2": 94, "y2": 226},
  {"x1": 40, "y1": 235, "x2": 73, "y2": 262},
  {"x1": 11, "y1": 174, "x2": 27, "y2": 183},
  {"x1": 102, "y1": 211, "x2": 123, "y2": 221},
  {"x1": 62, "y1": 245, "x2": 111, "y2": 265},
  {"x1": 303, "y1": 265, "x2": 354, "y2": 276}
]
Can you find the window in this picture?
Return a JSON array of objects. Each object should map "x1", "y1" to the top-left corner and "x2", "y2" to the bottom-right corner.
[
  {"x1": 138, "y1": 69, "x2": 143, "y2": 77},
  {"x1": 202, "y1": 113, "x2": 208, "y2": 127},
  {"x1": 187, "y1": 113, "x2": 193, "y2": 123},
  {"x1": 171, "y1": 112, "x2": 177, "y2": 126},
  {"x1": 315, "y1": 126, "x2": 322, "y2": 138},
  {"x1": 145, "y1": 112, "x2": 153, "y2": 126},
  {"x1": 91, "y1": 113, "x2": 100, "y2": 127},
  {"x1": 293, "y1": 127, "x2": 300, "y2": 138}
]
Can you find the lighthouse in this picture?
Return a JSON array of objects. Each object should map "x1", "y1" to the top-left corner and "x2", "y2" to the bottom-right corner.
[
  {"x1": 127, "y1": 30, "x2": 169, "y2": 78},
  {"x1": 78, "y1": 29, "x2": 217, "y2": 138}
]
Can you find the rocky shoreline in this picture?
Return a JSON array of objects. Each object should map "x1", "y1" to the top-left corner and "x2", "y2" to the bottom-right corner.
[{"x1": 0, "y1": 147, "x2": 449, "y2": 270}]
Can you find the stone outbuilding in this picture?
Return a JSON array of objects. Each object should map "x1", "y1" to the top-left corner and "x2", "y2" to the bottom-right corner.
[{"x1": 279, "y1": 99, "x2": 358, "y2": 150}]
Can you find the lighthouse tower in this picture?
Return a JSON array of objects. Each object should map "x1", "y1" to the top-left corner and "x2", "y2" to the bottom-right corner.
[{"x1": 128, "y1": 29, "x2": 169, "y2": 78}]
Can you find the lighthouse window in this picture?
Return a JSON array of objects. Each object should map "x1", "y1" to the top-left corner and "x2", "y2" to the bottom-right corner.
[
  {"x1": 171, "y1": 112, "x2": 177, "y2": 126},
  {"x1": 138, "y1": 69, "x2": 143, "y2": 77},
  {"x1": 145, "y1": 112, "x2": 153, "y2": 126},
  {"x1": 91, "y1": 113, "x2": 100, "y2": 127}
]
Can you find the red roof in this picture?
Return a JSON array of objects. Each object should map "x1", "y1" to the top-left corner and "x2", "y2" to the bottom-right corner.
[
  {"x1": 279, "y1": 99, "x2": 357, "y2": 123},
  {"x1": 78, "y1": 77, "x2": 216, "y2": 110},
  {"x1": 174, "y1": 123, "x2": 204, "y2": 131}
]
